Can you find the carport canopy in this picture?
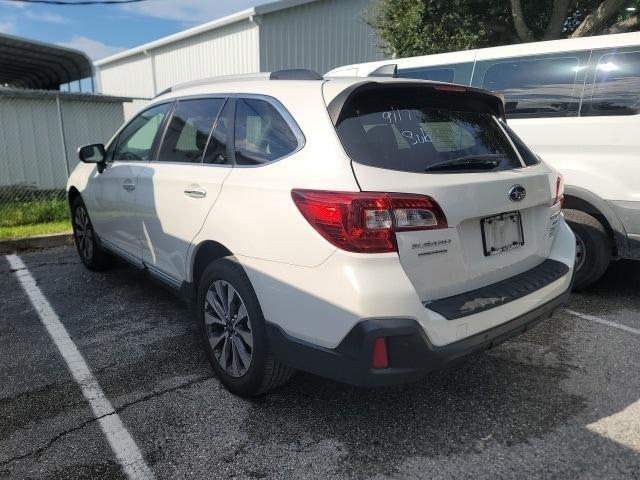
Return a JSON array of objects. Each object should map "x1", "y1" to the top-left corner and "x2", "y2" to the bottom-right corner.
[{"x1": 0, "y1": 33, "x2": 93, "y2": 90}]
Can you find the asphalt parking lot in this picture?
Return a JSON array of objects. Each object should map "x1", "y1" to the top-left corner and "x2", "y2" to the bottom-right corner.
[{"x1": 1, "y1": 246, "x2": 639, "y2": 480}]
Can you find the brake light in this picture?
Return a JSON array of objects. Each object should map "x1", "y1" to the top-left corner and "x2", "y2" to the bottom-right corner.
[
  {"x1": 553, "y1": 174, "x2": 564, "y2": 207},
  {"x1": 433, "y1": 85, "x2": 466, "y2": 92},
  {"x1": 291, "y1": 190, "x2": 448, "y2": 253}
]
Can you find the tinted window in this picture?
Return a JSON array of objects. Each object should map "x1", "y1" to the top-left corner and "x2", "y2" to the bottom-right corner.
[
  {"x1": 335, "y1": 87, "x2": 523, "y2": 174},
  {"x1": 203, "y1": 99, "x2": 233, "y2": 165},
  {"x1": 584, "y1": 51, "x2": 640, "y2": 115},
  {"x1": 478, "y1": 56, "x2": 581, "y2": 117},
  {"x1": 234, "y1": 98, "x2": 299, "y2": 165},
  {"x1": 113, "y1": 103, "x2": 170, "y2": 161},
  {"x1": 158, "y1": 98, "x2": 224, "y2": 163},
  {"x1": 398, "y1": 62, "x2": 474, "y2": 85},
  {"x1": 398, "y1": 67, "x2": 454, "y2": 83}
]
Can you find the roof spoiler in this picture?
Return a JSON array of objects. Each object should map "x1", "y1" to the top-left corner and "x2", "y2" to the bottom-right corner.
[
  {"x1": 327, "y1": 81, "x2": 507, "y2": 126},
  {"x1": 368, "y1": 63, "x2": 398, "y2": 78},
  {"x1": 154, "y1": 69, "x2": 324, "y2": 98}
]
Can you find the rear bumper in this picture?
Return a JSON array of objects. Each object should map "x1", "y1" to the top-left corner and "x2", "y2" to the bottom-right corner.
[{"x1": 266, "y1": 285, "x2": 571, "y2": 387}]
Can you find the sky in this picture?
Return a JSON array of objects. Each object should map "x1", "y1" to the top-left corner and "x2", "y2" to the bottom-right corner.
[{"x1": 0, "y1": 0, "x2": 274, "y2": 60}]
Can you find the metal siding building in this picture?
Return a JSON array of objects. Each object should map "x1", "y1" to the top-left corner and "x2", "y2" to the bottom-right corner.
[
  {"x1": 259, "y1": 0, "x2": 382, "y2": 74},
  {"x1": 0, "y1": 89, "x2": 128, "y2": 189},
  {"x1": 96, "y1": 0, "x2": 385, "y2": 117}
]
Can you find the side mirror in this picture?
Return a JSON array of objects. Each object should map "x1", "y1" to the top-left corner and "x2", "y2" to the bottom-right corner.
[{"x1": 78, "y1": 144, "x2": 106, "y2": 173}]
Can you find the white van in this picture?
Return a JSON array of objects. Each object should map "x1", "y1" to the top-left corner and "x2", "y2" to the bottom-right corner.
[{"x1": 327, "y1": 32, "x2": 640, "y2": 289}]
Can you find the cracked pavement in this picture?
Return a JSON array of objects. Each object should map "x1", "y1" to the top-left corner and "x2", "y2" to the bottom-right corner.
[{"x1": 1, "y1": 246, "x2": 639, "y2": 479}]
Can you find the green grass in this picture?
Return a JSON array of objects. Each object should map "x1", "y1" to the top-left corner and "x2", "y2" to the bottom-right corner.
[
  {"x1": 0, "y1": 198, "x2": 69, "y2": 228},
  {"x1": 0, "y1": 219, "x2": 72, "y2": 240}
]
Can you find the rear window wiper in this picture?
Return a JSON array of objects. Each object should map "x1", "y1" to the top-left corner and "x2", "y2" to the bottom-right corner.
[{"x1": 424, "y1": 154, "x2": 505, "y2": 172}]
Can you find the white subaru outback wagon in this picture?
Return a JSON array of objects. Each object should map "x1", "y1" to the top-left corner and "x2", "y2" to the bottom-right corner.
[{"x1": 67, "y1": 69, "x2": 575, "y2": 397}]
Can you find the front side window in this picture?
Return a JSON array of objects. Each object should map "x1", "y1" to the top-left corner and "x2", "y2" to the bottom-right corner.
[
  {"x1": 335, "y1": 87, "x2": 523, "y2": 174},
  {"x1": 113, "y1": 103, "x2": 170, "y2": 161},
  {"x1": 158, "y1": 98, "x2": 225, "y2": 163},
  {"x1": 234, "y1": 98, "x2": 299, "y2": 165},
  {"x1": 583, "y1": 51, "x2": 640, "y2": 116},
  {"x1": 477, "y1": 56, "x2": 582, "y2": 117}
]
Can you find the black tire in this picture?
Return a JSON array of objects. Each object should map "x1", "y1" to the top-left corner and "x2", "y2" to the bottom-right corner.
[
  {"x1": 563, "y1": 209, "x2": 611, "y2": 290},
  {"x1": 197, "y1": 257, "x2": 295, "y2": 397},
  {"x1": 70, "y1": 196, "x2": 115, "y2": 271}
]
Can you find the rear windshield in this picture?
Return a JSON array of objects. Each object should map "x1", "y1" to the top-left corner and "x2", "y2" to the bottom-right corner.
[{"x1": 334, "y1": 88, "x2": 524, "y2": 173}]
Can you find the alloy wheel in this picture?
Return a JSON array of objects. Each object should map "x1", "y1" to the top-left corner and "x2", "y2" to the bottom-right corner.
[
  {"x1": 575, "y1": 233, "x2": 586, "y2": 272},
  {"x1": 74, "y1": 206, "x2": 94, "y2": 261},
  {"x1": 204, "y1": 280, "x2": 253, "y2": 377}
]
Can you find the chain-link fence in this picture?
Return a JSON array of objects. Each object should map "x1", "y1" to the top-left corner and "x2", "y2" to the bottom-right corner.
[{"x1": 0, "y1": 88, "x2": 130, "y2": 237}]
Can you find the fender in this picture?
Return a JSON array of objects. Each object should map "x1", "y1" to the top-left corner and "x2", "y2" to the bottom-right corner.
[{"x1": 564, "y1": 185, "x2": 628, "y2": 257}]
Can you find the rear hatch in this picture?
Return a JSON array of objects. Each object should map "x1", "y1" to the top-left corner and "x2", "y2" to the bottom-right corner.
[{"x1": 328, "y1": 81, "x2": 561, "y2": 301}]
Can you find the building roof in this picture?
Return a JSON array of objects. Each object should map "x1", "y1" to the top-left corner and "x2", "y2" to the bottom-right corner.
[
  {"x1": 95, "y1": 0, "x2": 321, "y2": 67},
  {"x1": 0, "y1": 86, "x2": 131, "y2": 103},
  {"x1": 0, "y1": 32, "x2": 93, "y2": 90}
]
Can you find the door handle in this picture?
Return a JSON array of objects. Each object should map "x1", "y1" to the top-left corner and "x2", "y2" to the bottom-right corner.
[{"x1": 184, "y1": 186, "x2": 207, "y2": 199}]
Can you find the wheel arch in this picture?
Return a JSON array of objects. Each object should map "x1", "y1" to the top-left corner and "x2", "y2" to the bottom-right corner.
[
  {"x1": 563, "y1": 185, "x2": 627, "y2": 257},
  {"x1": 68, "y1": 186, "x2": 81, "y2": 207},
  {"x1": 189, "y1": 240, "x2": 234, "y2": 291}
]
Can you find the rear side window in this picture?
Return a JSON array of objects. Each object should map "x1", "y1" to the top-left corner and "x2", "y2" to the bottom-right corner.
[
  {"x1": 582, "y1": 51, "x2": 640, "y2": 116},
  {"x1": 158, "y1": 98, "x2": 225, "y2": 163},
  {"x1": 475, "y1": 56, "x2": 583, "y2": 118},
  {"x1": 398, "y1": 62, "x2": 474, "y2": 85},
  {"x1": 398, "y1": 67, "x2": 455, "y2": 83},
  {"x1": 334, "y1": 87, "x2": 523, "y2": 174},
  {"x1": 234, "y1": 98, "x2": 299, "y2": 165},
  {"x1": 113, "y1": 103, "x2": 170, "y2": 161}
]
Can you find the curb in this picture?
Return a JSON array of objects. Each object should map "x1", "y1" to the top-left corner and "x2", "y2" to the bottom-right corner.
[{"x1": 0, "y1": 232, "x2": 74, "y2": 255}]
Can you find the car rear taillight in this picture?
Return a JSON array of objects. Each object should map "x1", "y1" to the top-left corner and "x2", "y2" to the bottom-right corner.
[
  {"x1": 291, "y1": 189, "x2": 447, "y2": 253},
  {"x1": 553, "y1": 174, "x2": 564, "y2": 207}
]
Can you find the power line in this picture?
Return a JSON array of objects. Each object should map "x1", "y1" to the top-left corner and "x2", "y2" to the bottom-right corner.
[{"x1": 1, "y1": 0, "x2": 149, "y2": 5}]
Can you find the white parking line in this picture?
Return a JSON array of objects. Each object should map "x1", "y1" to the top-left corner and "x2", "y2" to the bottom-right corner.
[
  {"x1": 6, "y1": 254, "x2": 155, "y2": 480},
  {"x1": 565, "y1": 309, "x2": 640, "y2": 336}
]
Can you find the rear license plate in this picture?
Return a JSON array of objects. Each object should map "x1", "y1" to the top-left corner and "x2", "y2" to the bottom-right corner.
[{"x1": 481, "y1": 211, "x2": 524, "y2": 256}]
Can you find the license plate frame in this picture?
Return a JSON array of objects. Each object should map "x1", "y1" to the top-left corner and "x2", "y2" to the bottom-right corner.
[{"x1": 481, "y1": 211, "x2": 524, "y2": 257}]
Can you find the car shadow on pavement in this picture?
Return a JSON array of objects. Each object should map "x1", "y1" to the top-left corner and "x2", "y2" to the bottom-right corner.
[
  {"x1": 568, "y1": 259, "x2": 640, "y2": 318},
  {"x1": 241, "y1": 333, "x2": 585, "y2": 476},
  {"x1": 6, "y1": 248, "x2": 640, "y2": 479}
]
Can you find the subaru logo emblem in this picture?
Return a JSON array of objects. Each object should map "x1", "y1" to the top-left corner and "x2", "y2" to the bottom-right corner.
[{"x1": 508, "y1": 185, "x2": 526, "y2": 202}]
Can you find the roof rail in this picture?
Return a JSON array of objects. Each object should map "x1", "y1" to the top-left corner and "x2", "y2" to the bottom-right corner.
[
  {"x1": 154, "y1": 69, "x2": 323, "y2": 98},
  {"x1": 368, "y1": 63, "x2": 398, "y2": 78}
]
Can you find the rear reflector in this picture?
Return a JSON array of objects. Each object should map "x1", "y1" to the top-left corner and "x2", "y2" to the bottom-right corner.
[
  {"x1": 372, "y1": 337, "x2": 389, "y2": 369},
  {"x1": 291, "y1": 190, "x2": 448, "y2": 253}
]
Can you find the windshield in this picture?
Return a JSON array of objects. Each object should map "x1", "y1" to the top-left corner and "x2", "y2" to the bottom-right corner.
[{"x1": 334, "y1": 88, "x2": 524, "y2": 173}]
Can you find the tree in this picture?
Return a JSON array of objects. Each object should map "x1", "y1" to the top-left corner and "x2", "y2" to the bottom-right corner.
[{"x1": 370, "y1": 0, "x2": 640, "y2": 57}]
